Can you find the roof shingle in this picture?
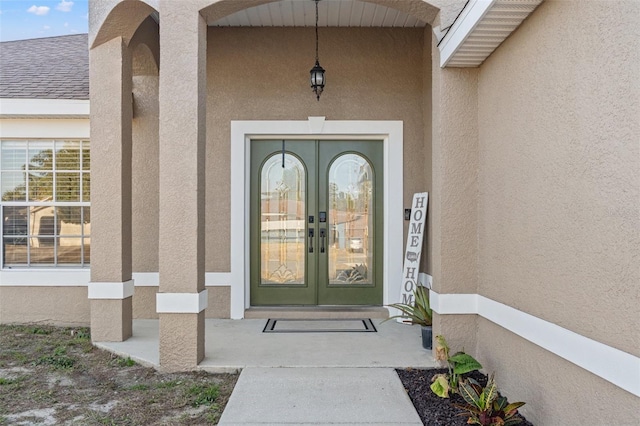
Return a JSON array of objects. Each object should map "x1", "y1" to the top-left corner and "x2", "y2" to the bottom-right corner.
[{"x1": 0, "y1": 34, "x2": 89, "y2": 100}]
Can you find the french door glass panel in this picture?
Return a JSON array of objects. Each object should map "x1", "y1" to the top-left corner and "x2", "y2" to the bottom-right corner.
[
  {"x1": 328, "y1": 154, "x2": 373, "y2": 285},
  {"x1": 251, "y1": 140, "x2": 382, "y2": 306},
  {"x1": 260, "y1": 153, "x2": 306, "y2": 285}
]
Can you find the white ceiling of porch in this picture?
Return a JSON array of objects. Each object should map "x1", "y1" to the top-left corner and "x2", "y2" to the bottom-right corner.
[
  {"x1": 209, "y1": 0, "x2": 544, "y2": 68},
  {"x1": 211, "y1": 1, "x2": 427, "y2": 28}
]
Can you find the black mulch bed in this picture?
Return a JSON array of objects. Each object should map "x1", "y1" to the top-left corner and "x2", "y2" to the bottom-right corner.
[{"x1": 396, "y1": 368, "x2": 534, "y2": 426}]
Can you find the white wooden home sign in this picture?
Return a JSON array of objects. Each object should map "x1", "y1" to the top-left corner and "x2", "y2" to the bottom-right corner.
[{"x1": 398, "y1": 192, "x2": 428, "y2": 322}]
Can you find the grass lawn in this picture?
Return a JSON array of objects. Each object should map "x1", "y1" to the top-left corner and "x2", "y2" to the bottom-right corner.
[{"x1": 0, "y1": 324, "x2": 238, "y2": 425}]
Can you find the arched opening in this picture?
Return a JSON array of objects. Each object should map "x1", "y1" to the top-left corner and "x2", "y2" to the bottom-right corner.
[
  {"x1": 131, "y1": 17, "x2": 160, "y2": 76},
  {"x1": 194, "y1": 0, "x2": 437, "y2": 317},
  {"x1": 88, "y1": 0, "x2": 161, "y2": 339},
  {"x1": 91, "y1": 0, "x2": 158, "y2": 49},
  {"x1": 130, "y1": 18, "x2": 160, "y2": 303},
  {"x1": 88, "y1": 0, "x2": 441, "y2": 369}
]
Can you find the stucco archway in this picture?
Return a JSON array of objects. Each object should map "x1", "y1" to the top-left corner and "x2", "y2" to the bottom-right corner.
[
  {"x1": 89, "y1": 0, "x2": 441, "y2": 371},
  {"x1": 195, "y1": 0, "x2": 438, "y2": 318},
  {"x1": 88, "y1": 0, "x2": 160, "y2": 344},
  {"x1": 91, "y1": 0, "x2": 158, "y2": 49}
]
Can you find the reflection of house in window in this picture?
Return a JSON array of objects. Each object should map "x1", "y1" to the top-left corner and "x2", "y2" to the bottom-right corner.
[
  {"x1": 3, "y1": 208, "x2": 28, "y2": 244},
  {"x1": 37, "y1": 213, "x2": 56, "y2": 246},
  {"x1": 29, "y1": 206, "x2": 56, "y2": 247}
]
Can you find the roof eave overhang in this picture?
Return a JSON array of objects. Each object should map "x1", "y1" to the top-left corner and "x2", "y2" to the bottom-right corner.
[{"x1": 438, "y1": 0, "x2": 544, "y2": 68}]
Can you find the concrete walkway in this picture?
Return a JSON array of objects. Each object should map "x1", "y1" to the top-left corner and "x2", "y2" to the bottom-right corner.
[
  {"x1": 97, "y1": 319, "x2": 438, "y2": 371},
  {"x1": 218, "y1": 367, "x2": 423, "y2": 425},
  {"x1": 96, "y1": 319, "x2": 436, "y2": 425}
]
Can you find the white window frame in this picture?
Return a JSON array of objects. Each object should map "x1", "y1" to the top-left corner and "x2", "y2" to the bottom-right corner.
[
  {"x1": 0, "y1": 100, "x2": 90, "y2": 284},
  {"x1": 0, "y1": 138, "x2": 90, "y2": 269}
]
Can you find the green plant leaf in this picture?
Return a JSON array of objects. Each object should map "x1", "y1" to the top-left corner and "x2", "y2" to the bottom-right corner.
[
  {"x1": 383, "y1": 285, "x2": 432, "y2": 326},
  {"x1": 450, "y1": 353, "x2": 483, "y2": 375},
  {"x1": 458, "y1": 380, "x2": 481, "y2": 407},
  {"x1": 503, "y1": 417, "x2": 524, "y2": 426},
  {"x1": 493, "y1": 396, "x2": 508, "y2": 411},
  {"x1": 466, "y1": 377, "x2": 481, "y2": 387},
  {"x1": 430, "y1": 374, "x2": 450, "y2": 398},
  {"x1": 504, "y1": 401, "x2": 526, "y2": 415},
  {"x1": 483, "y1": 375, "x2": 498, "y2": 407},
  {"x1": 478, "y1": 391, "x2": 486, "y2": 408},
  {"x1": 385, "y1": 303, "x2": 431, "y2": 326},
  {"x1": 453, "y1": 403, "x2": 482, "y2": 417},
  {"x1": 413, "y1": 286, "x2": 432, "y2": 323}
]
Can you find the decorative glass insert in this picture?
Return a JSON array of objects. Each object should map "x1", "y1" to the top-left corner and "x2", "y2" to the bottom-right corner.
[
  {"x1": 260, "y1": 153, "x2": 306, "y2": 285},
  {"x1": 327, "y1": 154, "x2": 373, "y2": 285},
  {"x1": 1, "y1": 140, "x2": 90, "y2": 267}
]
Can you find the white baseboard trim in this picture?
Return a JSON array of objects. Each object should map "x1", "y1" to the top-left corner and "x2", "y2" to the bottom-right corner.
[
  {"x1": 430, "y1": 290, "x2": 640, "y2": 397},
  {"x1": 0, "y1": 271, "x2": 231, "y2": 287},
  {"x1": 156, "y1": 290, "x2": 208, "y2": 314},
  {"x1": 88, "y1": 280, "x2": 135, "y2": 300}
]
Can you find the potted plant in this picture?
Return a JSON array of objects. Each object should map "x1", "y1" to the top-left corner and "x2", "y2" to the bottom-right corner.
[{"x1": 385, "y1": 285, "x2": 433, "y2": 349}]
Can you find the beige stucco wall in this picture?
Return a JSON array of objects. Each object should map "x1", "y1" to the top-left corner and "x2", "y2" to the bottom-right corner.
[
  {"x1": 206, "y1": 26, "x2": 429, "y2": 272},
  {"x1": 477, "y1": 318, "x2": 639, "y2": 425},
  {"x1": 0, "y1": 285, "x2": 228, "y2": 323},
  {"x1": 132, "y1": 286, "x2": 159, "y2": 319},
  {"x1": 428, "y1": 31, "x2": 479, "y2": 352},
  {"x1": 131, "y1": 74, "x2": 160, "y2": 272},
  {"x1": 0, "y1": 287, "x2": 90, "y2": 326},
  {"x1": 477, "y1": 0, "x2": 639, "y2": 356},
  {"x1": 422, "y1": 26, "x2": 433, "y2": 274},
  {"x1": 207, "y1": 286, "x2": 231, "y2": 318},
  {"x1": 88, "y1": 9, "x2": 434, "y2": 318},
  {"x1": 474, "y1": 0, "x2": 640, "y2": 423}
]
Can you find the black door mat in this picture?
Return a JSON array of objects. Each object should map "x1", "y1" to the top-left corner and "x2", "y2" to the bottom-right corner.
[{"x1": 263, "y1": 318, "x2": 377, "y2": 333}]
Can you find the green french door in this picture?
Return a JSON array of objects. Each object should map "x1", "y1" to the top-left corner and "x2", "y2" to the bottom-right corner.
[{"x1": 250, "y1": 140, "x2": 383, "y2": 306}]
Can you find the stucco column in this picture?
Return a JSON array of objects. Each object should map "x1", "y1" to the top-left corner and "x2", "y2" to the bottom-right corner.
[
  {"x1": 157, "y1": 3, "x2": 208, "y2": 371},
  {"x1": 429, "y1": 33, "x2": 479, "y2": 352},
  {"x1": 88, "y1": 37, "x2": 134, "y2": 342}
]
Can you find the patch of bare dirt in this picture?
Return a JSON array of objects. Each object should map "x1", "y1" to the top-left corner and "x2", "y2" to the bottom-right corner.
[{"x1": 0, "y1": 324, "x2": 238, "y2": 425}]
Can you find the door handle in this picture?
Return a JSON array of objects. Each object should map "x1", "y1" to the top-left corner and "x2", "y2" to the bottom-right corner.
[
  {"x1": 308, "y1": 228, "x2": 314, "y2": 253},
  {"x1": 320, "y1": 228, "x2": 326, "y2": 253}
]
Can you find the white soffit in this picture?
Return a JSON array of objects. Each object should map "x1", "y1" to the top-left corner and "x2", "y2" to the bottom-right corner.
[
  {"x1": 439, "y1": 0, "x2": 543, "y2": 68},
  {"x1": 211, "y1": 0, "x2": 426, "y2": 28}
]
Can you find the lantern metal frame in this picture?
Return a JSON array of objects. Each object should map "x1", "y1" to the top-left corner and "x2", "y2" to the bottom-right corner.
[{"x1": 310, "y1": 0, "x2": 325, "y2": 101}]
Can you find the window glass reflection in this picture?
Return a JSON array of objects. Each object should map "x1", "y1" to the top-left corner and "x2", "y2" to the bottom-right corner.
[
  {"x1": 1, "y1": 140, "x2": 90, "y2": 267},
  {"x1": 260, "y1": 153, "x2": 306, "y2": 285},
  {"x1": 328, "y1": 154, "x2": 373, "y2": 285}
]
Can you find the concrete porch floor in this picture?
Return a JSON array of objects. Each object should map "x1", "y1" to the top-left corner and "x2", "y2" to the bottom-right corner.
[{"x1": 95, "y1": 319, "x2": 438, "y2": 372}]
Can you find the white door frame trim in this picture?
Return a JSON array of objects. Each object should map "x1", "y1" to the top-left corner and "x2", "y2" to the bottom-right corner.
[{"x1": 230, "y1": 118, "x2": 403, "y2": 319}]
